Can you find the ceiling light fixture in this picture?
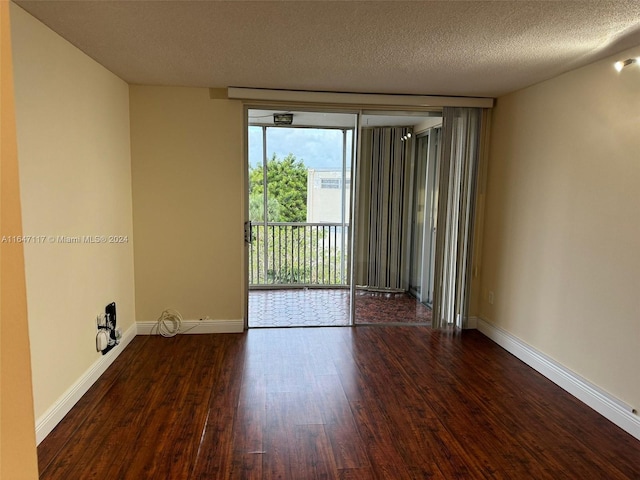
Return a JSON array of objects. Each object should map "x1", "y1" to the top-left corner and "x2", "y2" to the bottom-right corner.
[{"x1": 614, "y1": 58, "x2": 638, "y2": 72}]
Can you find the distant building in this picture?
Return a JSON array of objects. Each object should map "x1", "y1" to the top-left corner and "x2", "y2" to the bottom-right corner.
[{"x1": 306, "y1": 169, "x2": 351, "y2": 224}]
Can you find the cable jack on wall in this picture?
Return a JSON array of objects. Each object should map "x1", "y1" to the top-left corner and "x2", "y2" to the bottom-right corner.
[{"x1": 96, "y1": 302, "x2": 121, "y2": 355}]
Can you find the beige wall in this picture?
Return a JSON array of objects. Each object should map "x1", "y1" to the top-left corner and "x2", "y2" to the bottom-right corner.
[
  {"x1": 481, "y1": 46, "x2": 640, "y2": 410},
  {"x1": 130, "y1": 87, "x2": 244, "y2": 322},
  {"x1": 11, "y1": 4, "x2": 136, "y2": 420},
  {"x1": 1, "y1": 2, "x2": 39, "y2": 477}
]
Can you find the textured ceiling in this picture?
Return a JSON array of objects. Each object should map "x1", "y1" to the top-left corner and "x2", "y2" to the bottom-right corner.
[{"x1": 13, "y1": 0, "x2": 640, "y2": 97}]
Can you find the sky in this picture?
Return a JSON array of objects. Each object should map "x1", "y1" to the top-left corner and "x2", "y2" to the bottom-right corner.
[{"x1": 248, "y1": 126, "x2": 353, "y2": 171}]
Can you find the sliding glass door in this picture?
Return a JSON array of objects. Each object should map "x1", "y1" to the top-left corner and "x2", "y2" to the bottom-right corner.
[
  {"x1": 353, "y1": 112, "x2": 441, "y2": 325},
  {"x1": 244, "y1": 106, "x2": 485, "y2": 329},
  {"x1": 246, "y1": 109, "x2": 356, "y2": 328},
  {"x1": 409, "y1": 128, "x2": 440, "y2": 307},
  {"x1": 352, "y1": 109, "x2": 484, "y2": 328}
]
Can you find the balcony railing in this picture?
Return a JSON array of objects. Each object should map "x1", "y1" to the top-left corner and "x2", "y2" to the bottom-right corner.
[{"x1": 249, "y1": 222, "x2": 350, "y2": 287}]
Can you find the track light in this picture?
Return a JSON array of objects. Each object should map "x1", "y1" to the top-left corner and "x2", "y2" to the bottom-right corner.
[
  {"x1": 400, "y1": 131, "x2": 413, "y2": 142},
  {"x1": 273, "y1": 113, "x2": 293, "y2": 125}
]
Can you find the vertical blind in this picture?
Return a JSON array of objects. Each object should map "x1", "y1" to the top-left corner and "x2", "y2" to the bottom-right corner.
[
  {"x1": 355, "y1": 127, "x2": 412, "y2": 290},
  {"x1": 432, "y1": 108, "x2": 483, "y2": 329}
]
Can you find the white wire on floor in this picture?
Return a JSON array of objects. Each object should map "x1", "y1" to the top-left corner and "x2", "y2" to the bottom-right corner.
[{"x1": 155, "y1": 309, "x2": 183, "y2": 337}]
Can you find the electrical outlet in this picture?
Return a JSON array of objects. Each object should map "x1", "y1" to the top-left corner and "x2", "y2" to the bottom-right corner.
[
  {"x1": 98, "y1": 302, "x2": 118, "y2": 355},
  {"x1": 488, "y1": 291, "x2": 495, "y2": 305}
]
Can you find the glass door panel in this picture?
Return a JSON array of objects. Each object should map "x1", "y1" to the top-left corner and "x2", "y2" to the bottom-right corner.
[
  {"x1": 246, "y1": 110, "x2": 356, "y2": 327},
  {"x1": 353, "y1": 111, "x2": 441, "y2": 325}
]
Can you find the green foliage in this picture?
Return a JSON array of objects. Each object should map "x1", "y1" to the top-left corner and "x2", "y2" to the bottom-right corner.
[
  {"x1": 248, "y1": 193, "x2": 281, "y2": 222},
  {"x1": 248, "y1": 224, "x2": 349, "y2": 286},
  {"x1": 248, "y1": 154, "x2": 349, "y2": 286},
  {"x1": 249, "y1": 153, "x2": 307, "y2": 222}
]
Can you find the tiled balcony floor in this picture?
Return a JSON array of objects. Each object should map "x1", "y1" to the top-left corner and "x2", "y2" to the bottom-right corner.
[
  {"x1": 355, "y1": 290, "x2": 432, "y2": 325},
  {"x1": 249, "y1": 289, "x2": 350, "y2": 327},
  {"x1": 248, "y1": 288, "x2": 431, "y2": 328}
]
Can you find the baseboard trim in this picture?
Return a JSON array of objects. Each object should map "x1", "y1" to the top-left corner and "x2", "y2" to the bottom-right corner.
[
  {"x1": 136, "y1": 319, "x2": 244, "y2": 335},
  {"x1": 477, "y1": 318, "x2": 640, "y2": 441},
  {"x1": 35, "y1": 322, "x2": 137, "y2": 445}
]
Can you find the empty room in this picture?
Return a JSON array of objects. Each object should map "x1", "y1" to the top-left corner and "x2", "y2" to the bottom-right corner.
[{"x1": 1, "y1": 1, "x2": 639, "y2": 478}]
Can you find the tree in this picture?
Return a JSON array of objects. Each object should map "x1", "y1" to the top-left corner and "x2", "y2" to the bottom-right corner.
[
  {"x1": 248, "y1": 193, "x2": 281, "y2": 222},
  {"x1": 249, "y1": 153, "x2": 307, "y2": 222}
]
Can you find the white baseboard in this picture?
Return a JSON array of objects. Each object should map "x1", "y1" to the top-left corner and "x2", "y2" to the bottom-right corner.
[
  {"x1": 477, "y1": 317, "x2": 640, "y2": 441},
  {"x1": 136, "y1": 318, "x2": 244, "y2": 335},
  {"x1": 35, "y1": 322, "x2": 137, "y2": 445}
]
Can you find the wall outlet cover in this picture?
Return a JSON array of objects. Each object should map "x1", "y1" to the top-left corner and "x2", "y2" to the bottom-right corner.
[{"x1": 96, "y1": 330, "x2": 109, "y2": 352}]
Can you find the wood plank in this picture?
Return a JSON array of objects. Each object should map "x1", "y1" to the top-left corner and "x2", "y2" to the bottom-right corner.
[
  {"x1": 340, "y1": 328, "x2": 488, "y2": 477},
  {"x1": 390, "y1": 328, "x2": 637, "y2": 479},
  {"x1": 314, "y1": 374, "x2": 370, "y2": 470},
  {"x1": 291, "y1": 425, "x2": 339, "y2": 479},
  {"x1": 337, "y1": 467, "x2": 376, "y2": 480},
  {"x1": 37, "y1": 326, "x2": 640, "y2": 479},
  {"x1": 190, "y1": 335, "x2": 245, "y2": 480},
  {"x1": 262, "y1": 396, "x2": 294, "y2": 480},
  {"x1": 36, "y1": 336, "x2": 150, "y2": 474}
]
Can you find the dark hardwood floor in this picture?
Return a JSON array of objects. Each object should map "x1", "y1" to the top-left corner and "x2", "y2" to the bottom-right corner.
[{"x1": 38, "y1": 327, "x2": 640, "y2": 479}]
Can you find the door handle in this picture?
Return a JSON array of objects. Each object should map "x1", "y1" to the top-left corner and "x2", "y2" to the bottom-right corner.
[{"x1": 244, "y1": 221, "x2": 252, "y2": 244}]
